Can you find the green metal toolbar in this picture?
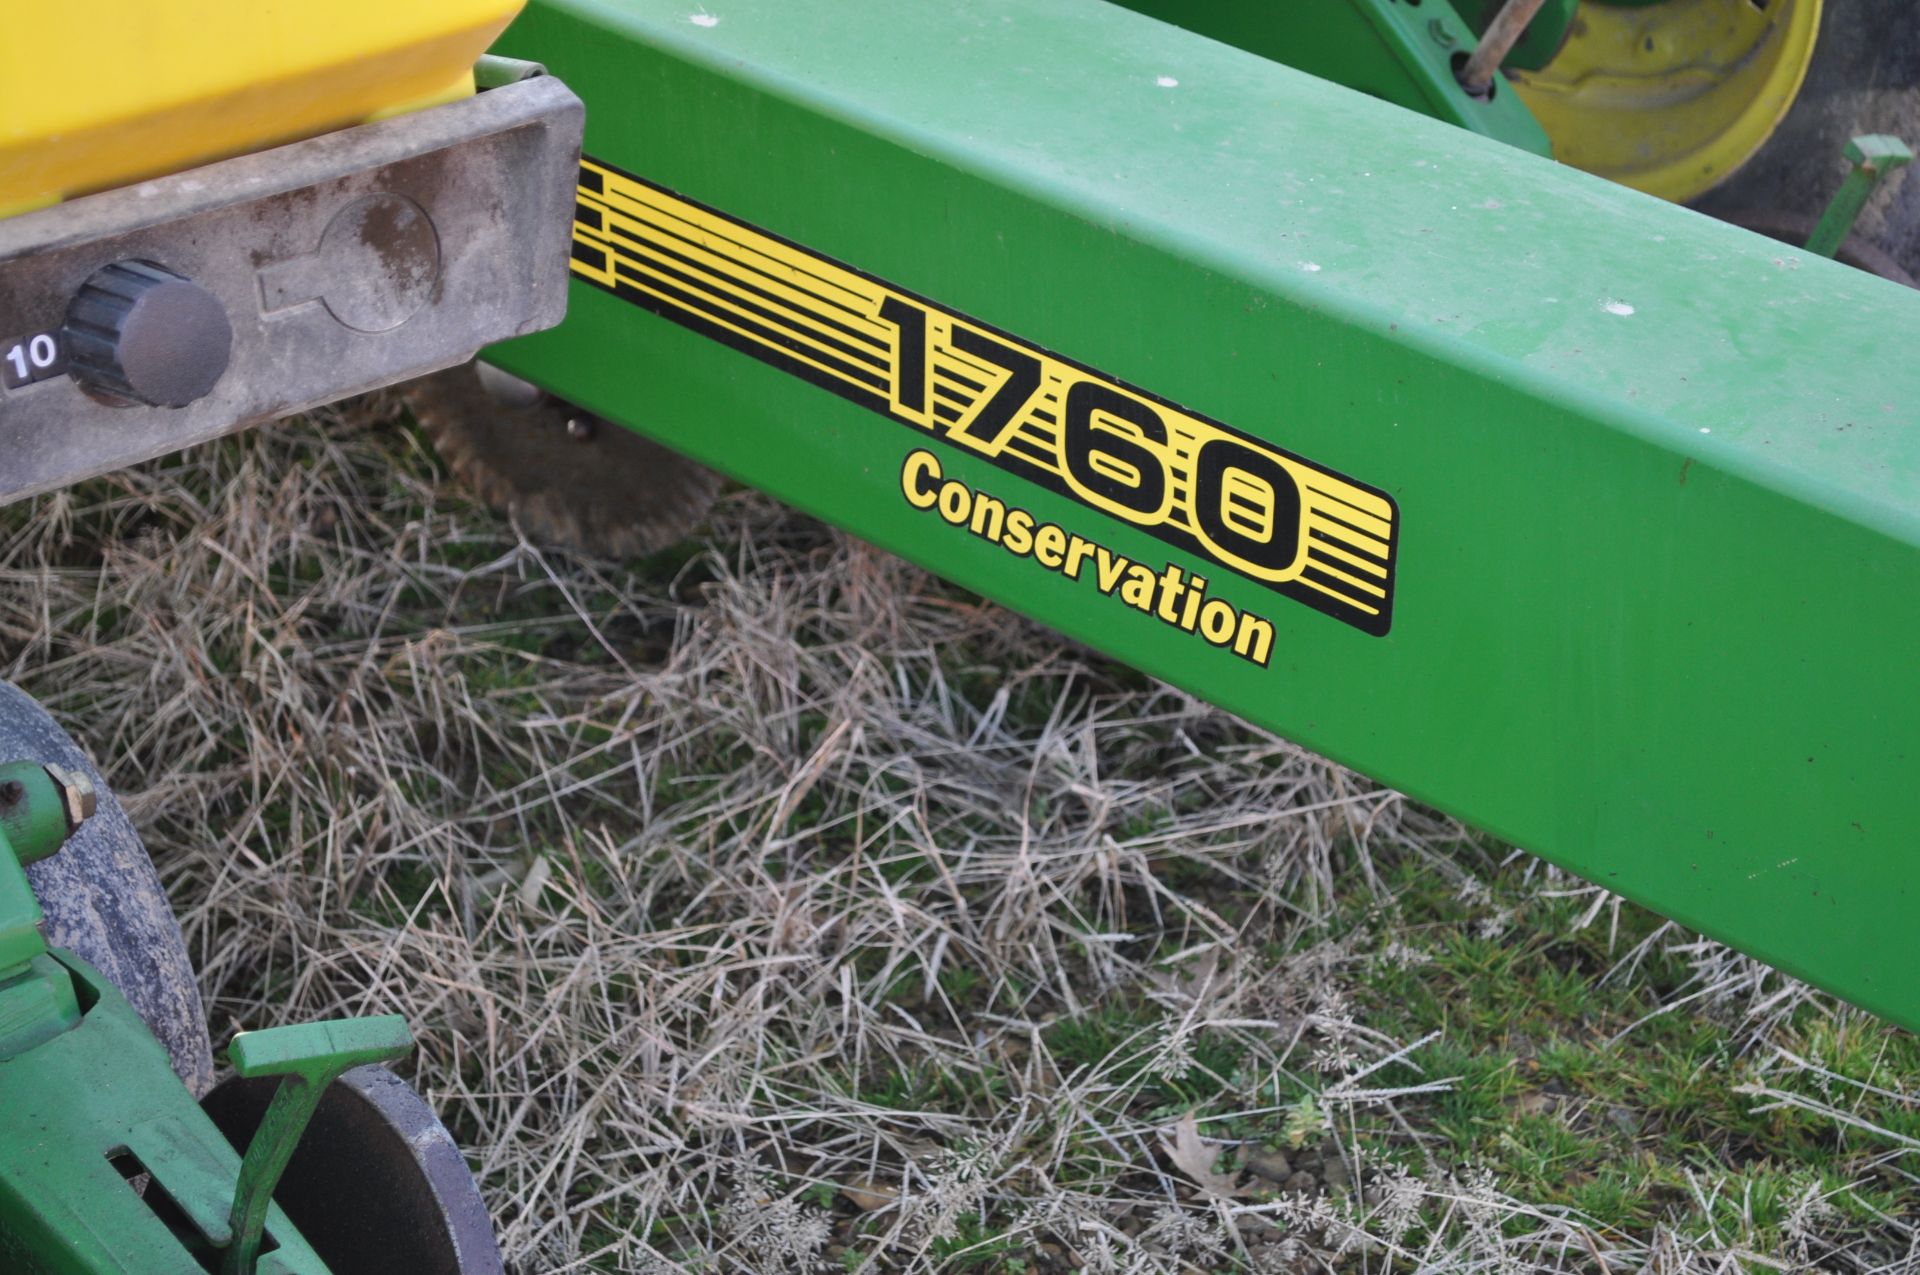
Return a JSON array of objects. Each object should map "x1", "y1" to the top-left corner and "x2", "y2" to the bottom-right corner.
[{"x1": 489, "y1": 0, "x2": 1920, "y2": 1028}]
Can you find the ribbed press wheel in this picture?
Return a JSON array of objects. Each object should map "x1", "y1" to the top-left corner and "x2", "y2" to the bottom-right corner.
[{"x1": 404, "y1": 361, "x2": 722, "y2": 558}]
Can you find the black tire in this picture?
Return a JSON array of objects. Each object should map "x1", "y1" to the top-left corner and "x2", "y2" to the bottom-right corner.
[
  {"x1": 1694, "y1": 0, "x2": 1920, "y2": 280},
  {"x1": 1, "y1": 682, "x2": 215, "y2": 1095}
]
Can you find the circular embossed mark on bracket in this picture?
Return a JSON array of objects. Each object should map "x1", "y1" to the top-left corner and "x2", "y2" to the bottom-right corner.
[{"x1": 259, "y1": 193, "x2": 441, "y2": 334}]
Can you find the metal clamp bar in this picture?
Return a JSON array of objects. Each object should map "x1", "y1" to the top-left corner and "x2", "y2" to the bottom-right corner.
[{"x1": 0, "y1": 75, "x2": 583, "y2": 504}]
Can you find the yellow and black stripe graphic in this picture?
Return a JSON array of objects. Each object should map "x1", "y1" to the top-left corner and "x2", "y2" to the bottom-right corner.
[{"x1": 571, "y1": 158, "x2": 1399, "y2": 635}]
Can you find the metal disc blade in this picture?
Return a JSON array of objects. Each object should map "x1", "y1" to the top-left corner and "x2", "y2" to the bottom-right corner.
[
  {"x1": 203, "y1": 1063, "x2": 503, "y2": 1275},
  {"x1": 405, "y1": 361, "x2": 723, "y2": 558}
]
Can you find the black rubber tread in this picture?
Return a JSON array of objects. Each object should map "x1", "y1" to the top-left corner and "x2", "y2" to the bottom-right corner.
[
  {"x1": 1693, "y1": 0, "x2": 1920, "y2": 280},
  {"x1": 404, "y1": 362, "x2": 723, "y2": 559},
  {"x1": 2, "y1": 682, "x2": 215, "y2": 1096}
]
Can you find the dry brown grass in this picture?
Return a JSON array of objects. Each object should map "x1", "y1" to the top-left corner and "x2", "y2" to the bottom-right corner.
[{"x1": 4, "y1": 401, "x2": 1917, "y2": 1273}]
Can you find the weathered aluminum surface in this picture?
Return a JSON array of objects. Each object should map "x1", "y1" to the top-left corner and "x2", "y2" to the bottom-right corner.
[{"x1": 0, "y1": 75, "x2": 582, "y2": 503}]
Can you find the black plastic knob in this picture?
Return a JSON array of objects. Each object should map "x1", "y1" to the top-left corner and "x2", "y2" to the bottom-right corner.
[{"x1": 63, "y1": 260, "x2": 232, "y2": 408}]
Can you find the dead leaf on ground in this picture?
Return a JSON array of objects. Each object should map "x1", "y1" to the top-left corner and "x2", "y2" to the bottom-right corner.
[
  {"x1": 842, "y1": 1178, "x2": 899, "y2": 1212},
  {"x1": 1159, "y1": 1112, "x2": 1257, "y2": 1199}
]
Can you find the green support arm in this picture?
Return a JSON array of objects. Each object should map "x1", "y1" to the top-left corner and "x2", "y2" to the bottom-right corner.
[{"x1": 220, "y1": 1018, "x2": 413, "y2": 1275}]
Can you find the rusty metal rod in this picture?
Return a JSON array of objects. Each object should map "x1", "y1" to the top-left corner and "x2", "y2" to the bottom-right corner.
[{"x1": 1458, "y1": 0, "x2": 1549, "y2": 97}]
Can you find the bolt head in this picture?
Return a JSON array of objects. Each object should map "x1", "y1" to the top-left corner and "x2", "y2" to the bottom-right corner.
[{"x1": 41, "y1": 763, "x2": 97, "y2": 829}]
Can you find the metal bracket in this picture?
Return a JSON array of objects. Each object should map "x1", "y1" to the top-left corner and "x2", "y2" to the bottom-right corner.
[
  {"x1": 0, "y1": 761, "x2": 80, "y2": 975},
  {"x1": 0, "y1": 74, "x2": 583, "y2": 504},
  {"x1": 1806, "y1": 133, "x2": 1914, "y2": 259},
  {"x1": 220, "y1": 1017, "x2": 414, "y2": 1275}
]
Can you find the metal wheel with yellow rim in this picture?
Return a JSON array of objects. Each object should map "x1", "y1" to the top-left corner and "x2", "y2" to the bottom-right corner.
[
  {"x1": 1509, "y1": 0, "x2": 1918, "y2": 278},
  {"x1": 1691, "y1": 0, "x2": 1920, "y2": 280},
  {"x1": 1509, "y1": 0, "x2": 1825, "y2": 204}
]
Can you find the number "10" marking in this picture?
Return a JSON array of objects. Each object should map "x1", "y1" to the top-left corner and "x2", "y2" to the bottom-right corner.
[{"x1": 1, "y1": 331, "x2": 64, "y2": 390}]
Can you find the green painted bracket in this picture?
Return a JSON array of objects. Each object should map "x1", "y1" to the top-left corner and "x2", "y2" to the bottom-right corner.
[
  {"x1": 221, "y1": 1016, "x2": 413, "y2": 1275},
  {"x1": 0, "y1": 760, "x2": 338, "y2": 1272},
  {"x1": 1806, "y1": 134, "x2": 1913, "y2": 259},
  {"x1": 0, "y1": 761, "x2": 77, "y2": 988},
  {"x1": 0, "y1": 952, "x2": 335, "y2": 1274}
]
